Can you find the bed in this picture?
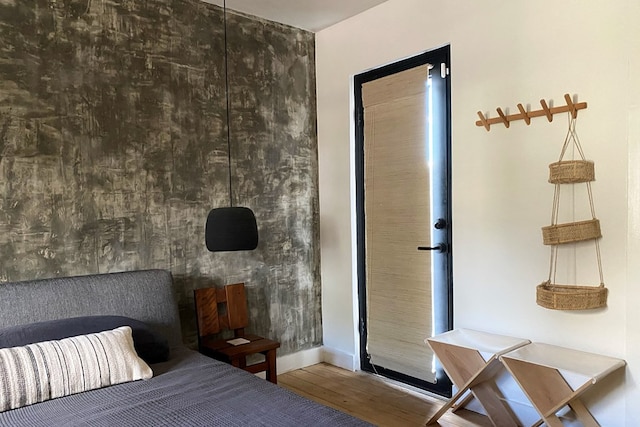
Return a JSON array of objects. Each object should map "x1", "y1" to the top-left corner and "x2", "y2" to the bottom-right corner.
[{"x1": 0, "y1": 269, "x2": 370, "y2": 426}]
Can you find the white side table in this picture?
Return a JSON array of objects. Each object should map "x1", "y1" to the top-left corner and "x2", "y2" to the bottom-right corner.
[
  {"x1": 425, "y1": 328, "x2": 530, "y2": 426},
  {"x1": 500, "y1": 342, "x2": 626, "y2": 427}
]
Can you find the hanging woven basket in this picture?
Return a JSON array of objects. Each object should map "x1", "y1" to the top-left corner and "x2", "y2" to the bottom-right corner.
[
  {"x1": 536, "y1": 281, "x2": 607, "y2": 310},
  {"x1": 549, "y1": 160, "x2": 595, "y2": 184},
  {"x1": 537, "y1": 114, "x2": 608, "y2": 310},
  {"x1": 542, "y1": 219, "x2": 601, "y2": 245}
]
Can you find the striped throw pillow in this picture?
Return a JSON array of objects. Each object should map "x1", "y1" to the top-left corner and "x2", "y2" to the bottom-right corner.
[{"x1": 0, "y1": 326, "x2": 152, "y2": 412}]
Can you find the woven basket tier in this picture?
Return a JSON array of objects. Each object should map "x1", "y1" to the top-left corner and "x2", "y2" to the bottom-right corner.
[
  {"x1": 536, "y1": 281, "x2": 607, "y2": 310},
  {"x1": 542, "y1": 219, "x2": 601, "y2": 245},
  {"x1": 548, "y1": 160, "x2": 595, "y2": 184}
]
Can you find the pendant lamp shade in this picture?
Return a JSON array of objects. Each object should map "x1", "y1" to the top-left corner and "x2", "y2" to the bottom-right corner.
[{"x1": 206, "y1": 207, "x2": 258, "y2": 252}]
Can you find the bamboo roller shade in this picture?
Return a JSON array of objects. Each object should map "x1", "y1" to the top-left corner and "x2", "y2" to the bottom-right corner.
[{"x1": 362, "y1": 64, "x2": 436, "y2": 383}]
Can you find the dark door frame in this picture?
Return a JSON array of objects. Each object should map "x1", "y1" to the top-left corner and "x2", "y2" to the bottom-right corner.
[{"x1": 354, "y1": 45, "x2": 453, "y2": 397}]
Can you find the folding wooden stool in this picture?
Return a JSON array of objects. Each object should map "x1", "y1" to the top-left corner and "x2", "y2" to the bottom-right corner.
[
  {"x1": 425, "y1": 329, "x2": 530, "y2": 426},
  {"x1": 500, "y1": 342, "x2": 625, "y2": 427}
]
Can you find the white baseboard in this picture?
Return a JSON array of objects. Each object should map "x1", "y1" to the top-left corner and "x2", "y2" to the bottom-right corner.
[
  {"x1": 276, "y1": 347, "x2": 324, "y2": 374},
  {"x1": 321, "y1": 346, "x2": 357, "y2": 371},
  {"x1": 270, "y1": 346, "x2": 357, "y2": 377}
]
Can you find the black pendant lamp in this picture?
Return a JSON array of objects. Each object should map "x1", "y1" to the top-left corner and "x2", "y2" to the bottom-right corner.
[{"x1": 205, "y1": 0, "x2": 258, "y2": 252}]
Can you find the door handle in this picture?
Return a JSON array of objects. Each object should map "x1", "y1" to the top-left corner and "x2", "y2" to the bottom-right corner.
[{"x1": 417, "y1": 243, "x2": 448, "y2": 253}]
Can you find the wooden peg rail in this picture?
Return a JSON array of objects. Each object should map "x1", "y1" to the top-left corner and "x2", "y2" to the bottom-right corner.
[{"x1": 476, "y1": 94, "x2": 587, "y2": 131}]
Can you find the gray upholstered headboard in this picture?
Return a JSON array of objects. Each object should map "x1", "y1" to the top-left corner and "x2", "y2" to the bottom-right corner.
[{"x1": 0, "y1": 269, "x2": 183, "y2": 347}]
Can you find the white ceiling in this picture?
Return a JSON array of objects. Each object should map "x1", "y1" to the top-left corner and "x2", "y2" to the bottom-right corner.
[{"x1": 202, "y1": 0, "x2": 389, "y2": 32}]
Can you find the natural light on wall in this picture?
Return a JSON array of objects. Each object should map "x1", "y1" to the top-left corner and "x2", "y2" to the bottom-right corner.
[{"x1": 427, "y1": 70, "x2": 437, "y2": 377}]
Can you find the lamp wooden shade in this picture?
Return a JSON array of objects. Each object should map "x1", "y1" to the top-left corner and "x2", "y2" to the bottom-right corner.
[{"x1": 205, "y1": 207, "x2": 258, "y2": 252}]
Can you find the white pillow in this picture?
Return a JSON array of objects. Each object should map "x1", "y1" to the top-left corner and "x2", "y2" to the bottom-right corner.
[{"x1": 0, "y1": 326, "x2": 152, "y2": 412}]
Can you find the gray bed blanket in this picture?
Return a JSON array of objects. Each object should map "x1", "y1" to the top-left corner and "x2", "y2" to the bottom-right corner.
[
  {"x1": 0, "y1": 347, "x2": 370, "y2": 426},
  {"x1": 0, "y1": 270, "x2": 371, "y2": 426}
]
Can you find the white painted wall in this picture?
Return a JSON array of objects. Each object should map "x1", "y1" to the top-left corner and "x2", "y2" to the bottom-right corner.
[{"x1": 316, "y1": 0, "x2": 640, "y2": 425}]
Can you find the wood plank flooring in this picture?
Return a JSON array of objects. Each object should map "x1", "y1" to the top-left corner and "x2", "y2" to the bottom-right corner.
[{"x1": 278, "y1": 363, "x2": 491, "y2": 426}]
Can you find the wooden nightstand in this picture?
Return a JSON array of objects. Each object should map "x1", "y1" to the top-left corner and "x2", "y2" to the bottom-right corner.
[
  {"x1": 194, "y1": 283, "x2": 281, "y2": 384},
  {"x1": 200, "y1": 333, "x2": 280, "y2": 383}
]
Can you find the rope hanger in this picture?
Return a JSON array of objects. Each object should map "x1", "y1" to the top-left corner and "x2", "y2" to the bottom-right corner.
[
  {"x1": 476, "y1": 94, "x2": 587, "y2": 131},
  {"x1": 547, "y1": 114, "x2": 605, "y2": 288}
]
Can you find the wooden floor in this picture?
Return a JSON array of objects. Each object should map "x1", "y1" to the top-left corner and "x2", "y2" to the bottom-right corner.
[{"x1": 278, "y1": 363, "x2": 491, "y2": 427}]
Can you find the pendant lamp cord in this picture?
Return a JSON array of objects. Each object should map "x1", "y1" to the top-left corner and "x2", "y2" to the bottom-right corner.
[{"x1": 223, "y1": 0, "x2": 234, "y2": 207}]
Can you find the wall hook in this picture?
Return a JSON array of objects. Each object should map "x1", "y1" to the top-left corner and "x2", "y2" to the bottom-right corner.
[
  {"x1": 477, "y1": 111, "x2": 490, "y2": 131},
  {"x1": 564, "y1": 94, "x2": 577, "y2": 118},
  {"x1": 496, "y1": 108, "x2": 509, "y2": 128},
  {"x1": 540, "y1": 99, "x2": 553, "y2": 122},
  {"x1": 516, "y1": 104, "x2": 531, "y2": 125}
]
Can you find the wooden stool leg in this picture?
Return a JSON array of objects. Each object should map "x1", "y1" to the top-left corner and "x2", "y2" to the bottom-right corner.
[
  {"x1": 541, "y1": 414, "x2": 565, "y2": 427},
  {"x1": 451, "y1": 393, "x2": 474, "y2": 413},
  {"x1": 426, "y1": 385, "x2": 470, "y2": 424},
  {"x1": 471, "y1": 382, "x2": 518, "y2": 427},
  {"x1": 569, "y1": 399, "x2": 599, "y2": 427},
  {"x1": 266, "y1": 349, "x2": 277, "y2": 384}
]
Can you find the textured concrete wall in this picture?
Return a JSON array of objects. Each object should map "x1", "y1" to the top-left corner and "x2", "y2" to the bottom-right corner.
[{"x1": 0, "y1": 0, "x2": 319, "y2": 354}]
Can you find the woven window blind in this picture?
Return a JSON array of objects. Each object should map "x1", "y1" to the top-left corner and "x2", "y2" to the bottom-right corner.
[{"x1": 362, "y1": 64, "x2": 435, "y2": 383}]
